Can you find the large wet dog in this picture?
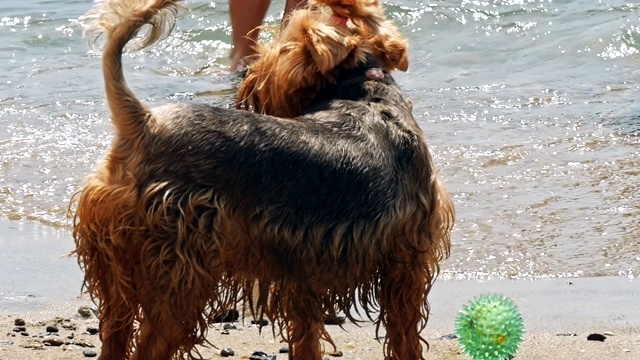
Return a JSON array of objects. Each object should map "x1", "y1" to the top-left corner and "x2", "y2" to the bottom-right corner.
[{"x1": 73, "y1": 0, "x2": 454, "y2": 359}]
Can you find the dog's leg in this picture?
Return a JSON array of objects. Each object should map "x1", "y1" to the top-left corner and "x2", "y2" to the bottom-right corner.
[
  {"x1": 131, "y1": 294, "x2": 208, "y2": 360},
  {"x1": 379, "y1": 245, "x2": 430, "y2": 360},
  {"x1": 75, "y1": 227, "x2": 137, "y2": 359},
  {"x1": 97, "y1": 298, "x2": 135, "y2": 360},
  {"x1": 129, "y1": 235, "x2": 214, "y2": 360},
  {"x1": 130, "y1": 316, "x2": 177, "y2": 360},
  {"x1": 284, "y1": 287, "x2": 325, "y2": 360}
]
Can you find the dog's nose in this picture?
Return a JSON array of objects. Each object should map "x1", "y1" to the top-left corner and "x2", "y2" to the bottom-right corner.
[{"x1": 365, "y1": 67, "x2": 384, "y2": 80}]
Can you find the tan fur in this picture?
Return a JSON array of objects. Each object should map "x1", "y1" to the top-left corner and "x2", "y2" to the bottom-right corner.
[
  {"x1": 236, "y1": 0, "x2": 409, "y2": 118},
  {"x1": 73, "y1": 0, "x2": 454, "y2": 359}
]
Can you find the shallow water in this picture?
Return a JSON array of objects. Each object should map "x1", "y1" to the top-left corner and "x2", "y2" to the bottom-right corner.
[{"x1": 0, "y1": 0, "x2": 638, "y2": 280}]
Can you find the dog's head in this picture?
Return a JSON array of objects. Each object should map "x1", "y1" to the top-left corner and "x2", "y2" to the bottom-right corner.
[
  {"x1": 308, "y1": 53, "x2": 413, "y2": 115},
  {"x1": 316, "y1": 0, "x2": 409, "y2": 72},
  {"x1": 236, "y1": 0, "x2": 409, "y2": 118}
]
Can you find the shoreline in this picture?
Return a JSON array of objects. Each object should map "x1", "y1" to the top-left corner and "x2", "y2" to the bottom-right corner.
[{"x1": 1, "y1": 220, "x2": 638, "y2": 358}]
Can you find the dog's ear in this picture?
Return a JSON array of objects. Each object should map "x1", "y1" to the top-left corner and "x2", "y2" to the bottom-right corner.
[
  {"x1": 371, "y1": 22, "x2": 409, "y2": 72},
  {"x1": 318, "y1": 0, "x2": 383, "y2": 21},
  {"x1": 383, "y1": 37, "x2": 409, "y2": 72},
  {"x1": 305, "y1": 24, "x2": 361, "y2": 74}
]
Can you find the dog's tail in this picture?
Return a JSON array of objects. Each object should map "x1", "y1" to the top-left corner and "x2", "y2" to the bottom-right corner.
[{"x1": 82, "y1": 0, "x2": 181, "y2": 139}]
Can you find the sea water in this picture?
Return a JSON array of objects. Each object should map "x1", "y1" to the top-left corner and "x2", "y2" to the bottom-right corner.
[{"x1": 0, "y1": 0, "x2": 638, "y2": 280}]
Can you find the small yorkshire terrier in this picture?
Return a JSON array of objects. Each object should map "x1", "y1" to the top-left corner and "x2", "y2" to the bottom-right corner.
[
  {"x1": 74, "y1": 0, "x2": 454, "y2": 359},
  {"x1": 236, "y1": 0, "x2": 409, "y2": 118}
]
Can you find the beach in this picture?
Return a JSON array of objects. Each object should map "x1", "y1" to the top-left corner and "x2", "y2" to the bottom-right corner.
[{"x1": 1, "y1": 220, "x2": 639, "y2": 359}]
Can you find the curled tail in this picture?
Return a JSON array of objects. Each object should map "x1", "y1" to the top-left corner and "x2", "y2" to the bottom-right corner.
[{"x1": 82, "y1": 0, "x2": 182, "y2": 139}]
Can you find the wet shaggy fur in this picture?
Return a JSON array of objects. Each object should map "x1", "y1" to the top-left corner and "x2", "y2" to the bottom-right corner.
[
  {"x1": 73, "y1": 0, "x2": 454, "y2": 359},
  {"x1": 236, "y1": 0, "x2": 409, "y2": 118}
]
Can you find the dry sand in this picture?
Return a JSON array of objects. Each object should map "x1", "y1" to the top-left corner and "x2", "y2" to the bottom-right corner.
[{"x1": 1, "y1": 220, "x2": 639, "y2": 359}]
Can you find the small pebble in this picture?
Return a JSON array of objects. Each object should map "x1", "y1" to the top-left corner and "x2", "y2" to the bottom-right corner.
[
  {"x1": 222, "y1": 323, "x2": 237, "y2": 330},
  {"x1": 556, "y1": 333, "x2": 577, "y2": 337},
  {"x1": 13, "y1": 326, "x2": 26, "y2": 333},
  {"x1": 62, "y1": 322, "x2": 77, "y2": 331},
  {"x1": 83, "y1": 349, "x2": 98, "y2": 357},
  {"x1": 74, "y1": 340, "x2": 95, "y2": 348},
  {"x1": 46, "y1": 325, "x2": 59, "y2": 333},
  {"x1": 20, "y1": 340, "x2": 43, "y2": 349},
  {"x1": 323, "y1": 315, "x2": 345, "y2": 325},
  {"x1": 86, "y1": 327, "x2": 99, "y2": 335},
  {"x1": 220, "y1": 348, "x2": 235, "y2": 357},
  {"x1": 251, "y1": 319, "x2": 269, "y2": 327},
  {"x1": 438, "y1": 333, "x2": 458, "y2": 340},
  {"x1": 587, "y1": 333, "x2": 607, "y2": 342},
  {"x1": 21, "y1": 331, "x2": 29, "y2": 337},
  {"x1": 278, "y1": 346, "x2": 289, "y2": 353},
  {"x1": 603, "y1": 331, "x2": 615, "y2": 336},
  {"x1": 43, "y1": 336, "x2": 65, "y2": 347},
  {"x1": 214, "y1": 309, "x2": 239, "y2": 323},
  {"x1": 78, "y1": 306, "x2": 93, "y2": 319},
  {"x1": 327, "y1": 350, "x2": 343, "y2": 357},
  {"x1": 249, "y1": 350, "x2": 275, "y2": 360},
  {"x1": 14, "y1": 318, "x2": 26, "y2": 326}
]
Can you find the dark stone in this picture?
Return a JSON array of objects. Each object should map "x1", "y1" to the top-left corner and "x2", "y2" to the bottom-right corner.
[
  {"x1": 83, "y1": 349, "x2": 98, "y2": 357},
  {"x1": 323, "y1": 315, "x2": 345, "y2": 325},
  {"x1": 222, "y1": 323, "x2": 237, "y2": 330},
  {"x1": 587, "y1": 333, "x2": 607, "y2": 342},
  {"x1": 249, "y1": 351, "x2": 276, "y2": 360},
  {"x1": 46, "y1": 325, "x2": 59, "y2": 333},
  {"x1": 327, "y1": 350, "x2": 344, "y2": 357},
  {"x1": 279, "y1": 347, "x2": 289, "y2": 353},
  {"x1": 43, "y1": 336, "x2": 65, "y2": 346},
  {"x1": 86, "y1": 327, "x2": 99, "y2": 335},
  {"x1": 220, "y1": 348, "x2": 235, "y2": 357},
  {"x1": 14, "y1": 318, "x2": 26, "y2": 326},
  {"x1": 251, "y1": 319, "x2": 269, "y2": 326},
  {"x1": 214, "y1": 309, "x2": 239, "y2": 323},
  {"x1": 20, "y1": 331, "x2": 29, "y2": 336},
  {"x1": 13, "y1": 326, "x2": 26, "y2": 333},
  {"x1": 438, "y1": 333, "x2": 459, "y2": 340}
]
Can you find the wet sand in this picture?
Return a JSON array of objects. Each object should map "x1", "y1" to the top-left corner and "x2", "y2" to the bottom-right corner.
[{"x1": 1, "y1": 220, "x2": 639, "y2": 359}]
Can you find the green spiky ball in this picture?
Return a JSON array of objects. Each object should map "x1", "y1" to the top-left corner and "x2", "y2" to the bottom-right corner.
[{"x1": 455, "y1": 293, "x2": 524, "y2": 360}]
